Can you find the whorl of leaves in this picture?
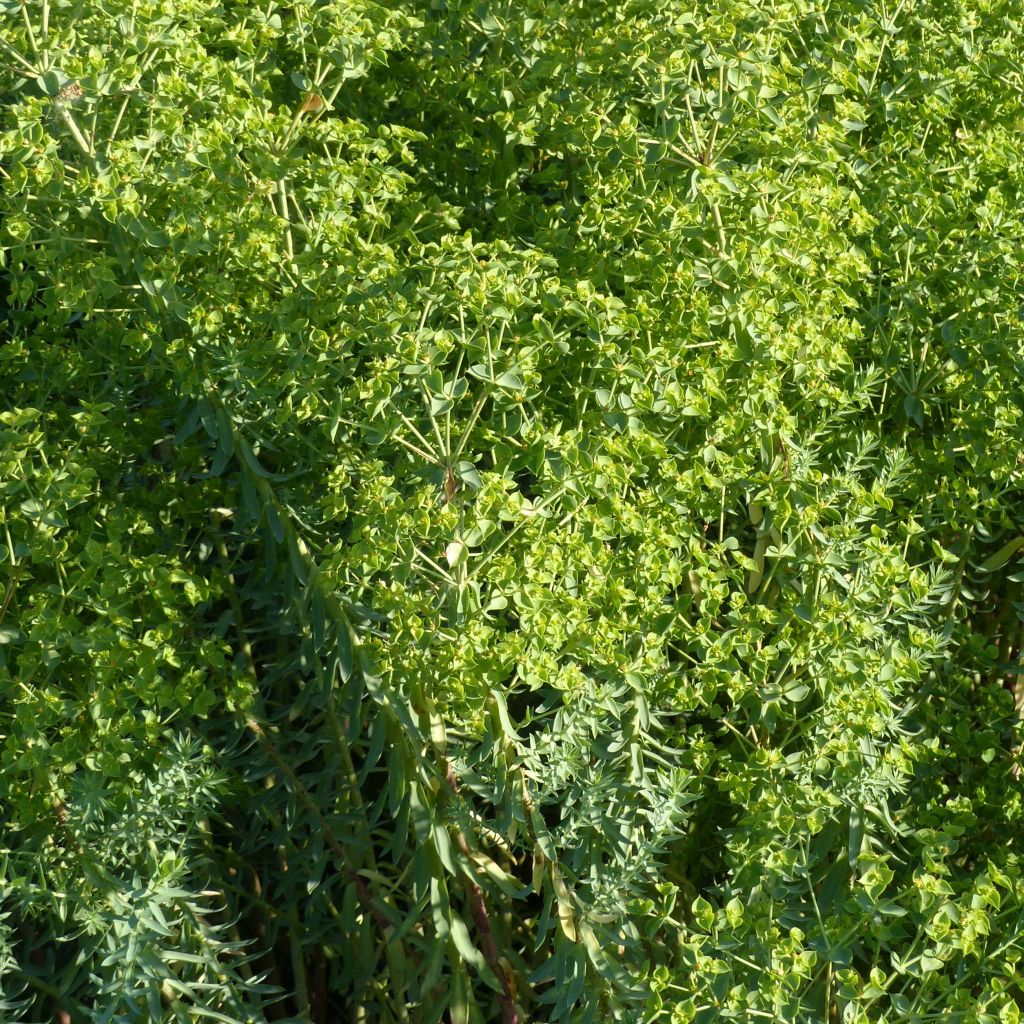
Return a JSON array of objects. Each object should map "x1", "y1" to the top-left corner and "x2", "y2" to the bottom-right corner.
[{"x1": 2, "y1": 0, "x2": 1024, "y2": 1021}]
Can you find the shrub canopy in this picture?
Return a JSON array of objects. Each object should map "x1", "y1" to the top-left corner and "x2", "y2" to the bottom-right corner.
[{"x1": 2, "y1": 0, "x2": 1024, "y2": 1021}]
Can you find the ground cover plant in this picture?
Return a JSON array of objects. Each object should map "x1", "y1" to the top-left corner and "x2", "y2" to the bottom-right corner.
[{"x1": 2, "y1": 0, "x2": 1024, "y2": 1021}]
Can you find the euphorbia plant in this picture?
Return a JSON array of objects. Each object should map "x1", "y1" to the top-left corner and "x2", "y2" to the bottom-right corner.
[{"x1": 2, "y1": 0, "x2": 1024, "y2": 1021}]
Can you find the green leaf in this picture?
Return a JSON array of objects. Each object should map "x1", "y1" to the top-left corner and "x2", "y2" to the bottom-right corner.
[
  {"x1": 37, "y1": 71, "x2": 67, "y2": 97},
  {"x1": 979, "y1": 536, "x2": 1024, "y2": 572},
  {"x1": 488, "y1": 688, "x2": 521, "y2": 741},
  {"x1": 449, "y1": 914, "x2": 486, "y2": 970},
  {"x1": 903, "y1": 394, "x2": 924, "y2": 426},
  {"x1": 691, "y1": 897, "x2": 714, "y2": 932},
  {"x1": 335, "y1": 618, "x2": 354, "y2": 681},
  {"x1": 848, "y1": 806, "x2": 864, "y2": 869},
  {"x1": 495, "y1": 370, "x2": 524, "y2": 390},
  {"x1": 725, "y1": 896, "x2": 744, "y2": 927}
]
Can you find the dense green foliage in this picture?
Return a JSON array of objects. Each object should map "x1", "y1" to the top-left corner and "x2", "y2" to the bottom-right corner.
[{"x1": 2, "y1": 0, "x2": 1024, "y2": 1021}]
